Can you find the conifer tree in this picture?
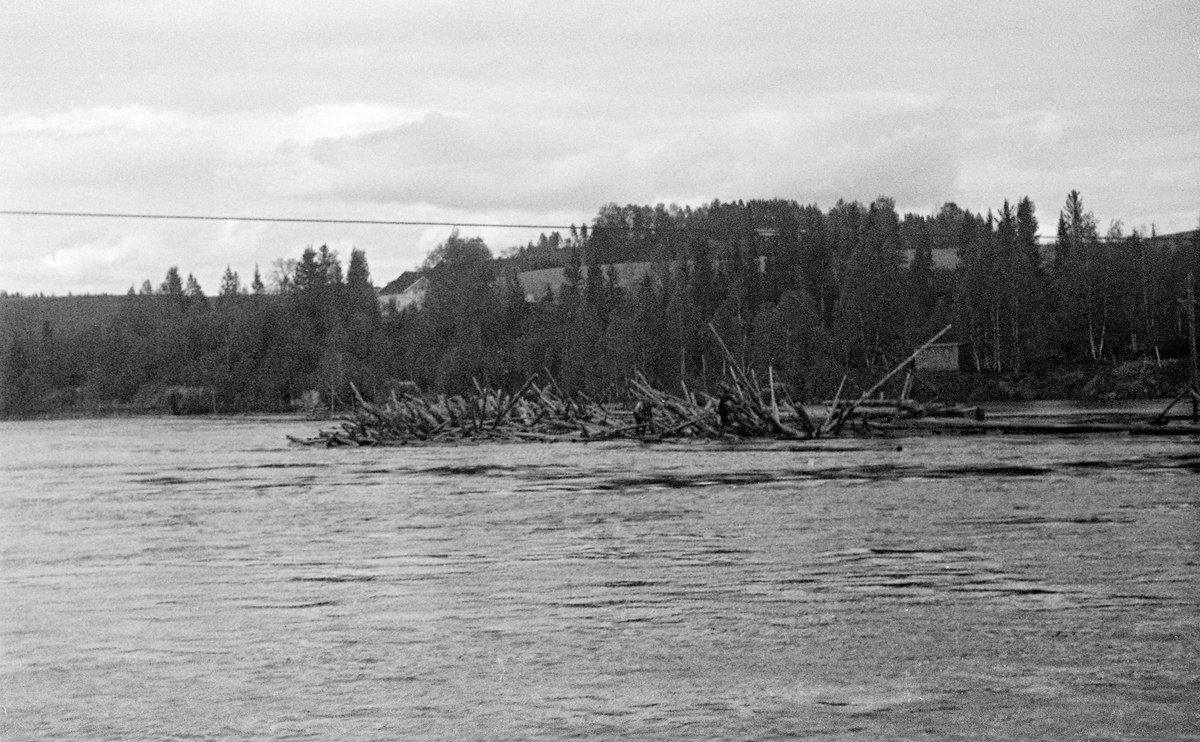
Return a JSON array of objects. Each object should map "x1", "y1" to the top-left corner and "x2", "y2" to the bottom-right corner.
[
  {"x1": 345, "y1": 249, "x2": 377, "y2": 316},
  {"x1": 160, "y1": 266, "x2": 184, "y2": 298},
  {"x1": 219, "y1": 267, "x2": 241, "y2": 300},
  {"x1": 1055, "y1": 191, "x2": 1104, "y2": 360},
  {"x1": 184, "y1": 274, "x2": 208, "y2": 311}
]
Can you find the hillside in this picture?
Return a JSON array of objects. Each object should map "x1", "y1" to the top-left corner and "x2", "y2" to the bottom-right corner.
[{"x1": 0, "y1": 295, "x2": 127, "y2": 338}]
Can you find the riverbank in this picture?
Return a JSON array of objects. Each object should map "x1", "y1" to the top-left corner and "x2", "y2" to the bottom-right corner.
[
  {"x1": 916, "y1": 357, "x2": 1195, "y2": 403},
  {"x1": 3, "y1": 357, "x2": 1195, "y2": 420},
  {"x1": 0, "y1": 403, "x2": 314, "y2": 422}
]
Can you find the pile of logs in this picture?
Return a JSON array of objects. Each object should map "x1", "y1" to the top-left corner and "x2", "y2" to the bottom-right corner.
[
  {"x1": 288, "y1": 370, "x2": 811, "y2": 447},
  {"x1": 288, "y1": 325, "x2": 953, "y2": 447}
]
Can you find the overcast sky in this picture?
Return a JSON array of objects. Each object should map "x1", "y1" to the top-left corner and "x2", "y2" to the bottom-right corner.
[{"x1": 2, "y1": 0, "x2": 1197, "y2": 295}]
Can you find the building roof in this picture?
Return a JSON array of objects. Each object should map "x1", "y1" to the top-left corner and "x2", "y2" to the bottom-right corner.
[
  {"x1": 1152, "y1": 228, "x2": 1198, "y2": 242},
  {"x1": 378, "y1": 272, "x2": 429, "y2": 311},
  {"x1": 378, "y1": 271, "x2": 423, "y2": 296}
]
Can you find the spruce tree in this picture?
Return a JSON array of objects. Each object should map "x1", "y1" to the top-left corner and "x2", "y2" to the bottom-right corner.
[{"x1": 219, "y1": 267, "x2": 241, "y2": 299}]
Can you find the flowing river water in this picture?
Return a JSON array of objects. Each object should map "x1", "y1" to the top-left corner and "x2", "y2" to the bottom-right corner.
[{"x1": 1, "y1": 416, "x2": 1197, "y2": 740}]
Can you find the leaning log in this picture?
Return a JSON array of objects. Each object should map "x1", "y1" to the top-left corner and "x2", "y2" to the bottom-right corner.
[{"x1": 825, "y1": 325, "x2": 952, "y2": 436}]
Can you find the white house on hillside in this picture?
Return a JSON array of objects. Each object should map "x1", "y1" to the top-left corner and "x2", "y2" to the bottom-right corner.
[{"x1": 377, "y1": 271, "x2": 428, "y2": 312}]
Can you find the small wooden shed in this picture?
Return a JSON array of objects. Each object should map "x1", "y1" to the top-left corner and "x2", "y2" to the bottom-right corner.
[{"x1": 915, "y1": 342, "x2": 960, "y2": 371}]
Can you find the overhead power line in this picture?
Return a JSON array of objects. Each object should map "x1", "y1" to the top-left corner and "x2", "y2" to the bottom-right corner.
[
  {"x1": 0, "y1": 209, "x2": 734, "y2": 236},
  {"x1": 0, "y1": 209, "x2": 580, "y2": 231},
  {"x1": 9, "y1": 208, "x2": 1181, "y2": 243}
]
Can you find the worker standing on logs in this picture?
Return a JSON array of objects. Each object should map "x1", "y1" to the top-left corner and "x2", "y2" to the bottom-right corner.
[
  {"x1": 717, "y1": 387, "x2": 734, "y2": 429},
  {"x1": 633, "y1": 400, "x2": 654, "y2": 435}
]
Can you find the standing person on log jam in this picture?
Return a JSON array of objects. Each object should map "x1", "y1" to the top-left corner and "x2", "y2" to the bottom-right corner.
[
  {"x1": 633, "y1": 400, "x2": 653, "y2": 435},
  {"x1": 717, "y1": 386, "x2": 734, "y2": 429}
]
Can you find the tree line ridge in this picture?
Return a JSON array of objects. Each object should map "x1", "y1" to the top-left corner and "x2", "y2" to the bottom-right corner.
[{"x1": 2, "y1": 193, "x2": 1198, "y2": 415}]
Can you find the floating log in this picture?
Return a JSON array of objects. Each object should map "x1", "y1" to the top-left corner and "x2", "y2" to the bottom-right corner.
[{"x1": 879, "y1": 418, "x2": 1200, "y2": 436}]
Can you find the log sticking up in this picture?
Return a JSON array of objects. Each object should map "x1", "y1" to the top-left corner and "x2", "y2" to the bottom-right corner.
[{"x1": 820, "y1": 325, "x2": 952, "y2": 436}]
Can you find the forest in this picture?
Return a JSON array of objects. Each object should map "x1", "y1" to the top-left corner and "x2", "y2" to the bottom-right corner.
[{"x1": 2, "y1": 190, "x2": 1198, "y2": 416}]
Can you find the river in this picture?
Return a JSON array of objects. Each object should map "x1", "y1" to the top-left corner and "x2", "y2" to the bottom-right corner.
[{"x1": 1, "y1": 416, "x2": 1197, "y2": 740}]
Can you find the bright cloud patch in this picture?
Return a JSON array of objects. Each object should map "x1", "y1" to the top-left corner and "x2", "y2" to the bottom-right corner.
[{"x1": 0, "y1": 229, "x2": 161, "y2": 295}]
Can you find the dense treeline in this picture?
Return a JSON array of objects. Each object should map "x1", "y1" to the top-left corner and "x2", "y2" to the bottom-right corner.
[
  {"x1": 2, "y1": 246, "x2": 385, "y2": 414},
  {"x1": 2, "y1": 191, "x2": 1198, "y2": 415}
]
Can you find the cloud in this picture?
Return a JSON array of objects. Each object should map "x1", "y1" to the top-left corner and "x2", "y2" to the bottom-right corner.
[
  {"x1": 299, "y1": 112, "x2": 610, "y2": 208},
  {"x1": 0, "y1": 103, "x2": 441, "y2": 205},
  {"x1": 2, "y1": 0, "x2": 1198, "y2": 294},
  {"x1": 0, "y1": 105, "x2": 188, "y2": 136},
  {"x1": 629, "y1": 92, "x2": 960, "y2": 210},
  {"x1": 1033, "y1": 112, "x2": 1066, "y2": 145},
  {"x1": 0, "y1": 89, "x2": 968, "y2": 295},
  {"x1": 41, "y1": 238, "x2": 140, "y2": 277},
  {"x1": 0, "y1": 229, "x2": 161, "y2": 295},
  {"x1": 288, "y1": 90, "x2": 961, "y2": 212}
]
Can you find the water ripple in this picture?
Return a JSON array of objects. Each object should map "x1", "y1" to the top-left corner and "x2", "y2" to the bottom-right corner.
[{"x1": 1, "y1": 418, "x2": 1197, "y2": 740}]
